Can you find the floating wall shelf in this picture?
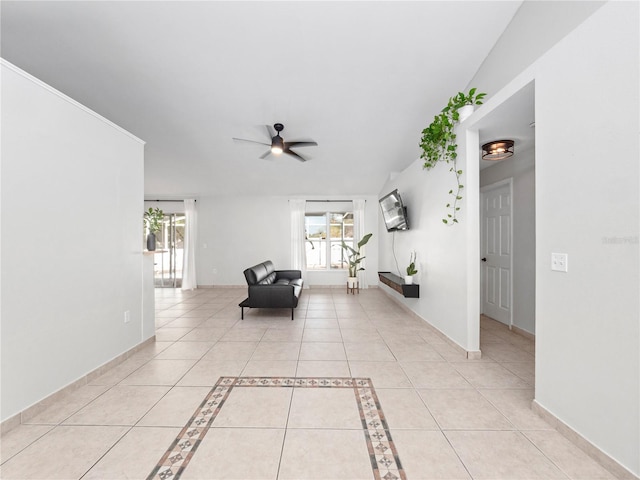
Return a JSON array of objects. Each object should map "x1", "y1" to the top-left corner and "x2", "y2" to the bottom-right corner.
[{"x1": 378, "y1": 272, "x2": 420, "y2": 298}]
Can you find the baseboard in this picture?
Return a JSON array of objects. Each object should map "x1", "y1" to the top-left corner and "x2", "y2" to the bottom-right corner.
[
  {"x1": 1, "y1": 335, "x2": 156, "y2": 435},
  {"x1": 379, "y1": 286, "x2": 481, "y2": 359},
  {"x1": 466, "y1": 350, "x2": 482, "y2": 360},
  {"x1": 481, "y1": 315, "x2": 535, "y2": 342},
  {"x1": 308, "y1": 284, "x2": 347, "y2": 289},
  {"x1": 532, "y1": 400, "x2": 639, "y2": 480},
  {"x1": 512, "y1": 324, "x2": 535, "y2": 341},
  {"x1": 198, "y1": 284, "x2": 378, "y2": 290},
  {"x1": 196, "y1": 284, "x2": 244, "y2": 289}
]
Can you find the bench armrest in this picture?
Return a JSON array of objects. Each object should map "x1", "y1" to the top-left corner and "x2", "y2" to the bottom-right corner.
[{"x1": 275, "y1": 270, "x2": 302, "y2": 281}]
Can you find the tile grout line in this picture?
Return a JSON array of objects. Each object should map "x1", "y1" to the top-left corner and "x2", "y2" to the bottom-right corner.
[
  {"x1": 274, "y1": 376, "x2": 296, "y2": 480},
  {"x1": 78, "y1": 425, "x2": 135, "y2": 480},
  {"x1": 146, "y1": 376, "x2": 236, "y2": 480},
  {"x1": 441, "y1": 429, "x2": 476, "y2": 480},
  {"x1": 519, "y1": 430, "x2": 576, "y2": 480}
]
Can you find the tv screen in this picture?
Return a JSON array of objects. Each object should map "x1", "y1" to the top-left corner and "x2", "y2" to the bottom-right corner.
[{"x1": 379, "y1": 189, "x2": 409, "y2": 231}]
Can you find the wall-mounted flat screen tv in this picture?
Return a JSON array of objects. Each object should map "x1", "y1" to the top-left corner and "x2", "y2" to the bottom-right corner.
[{"x1": 379, "y1": 189, "x2": 409, "y2": 231}]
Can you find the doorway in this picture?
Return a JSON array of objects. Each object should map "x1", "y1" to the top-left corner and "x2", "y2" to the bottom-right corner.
[
  {"x1": 153, "y1": 213, "x2": 185, "y2": 288},
  {"x1": 475, "y1": 81, "x2": 536, "y2": 340},
  {"x1": 480, "y1": 179, "x2": 513, "y2": 327}
]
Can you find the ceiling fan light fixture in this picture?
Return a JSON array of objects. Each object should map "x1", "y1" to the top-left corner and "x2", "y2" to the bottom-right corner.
[
  {"x1": 234, "y1": 122, "x2": 316, "y2": 162},
  {"x1": 482, "y1": 139, "x2": 515, "y2": 161},
  {"x1": 271, "y1": 135, "x2": 284, "y2": 155}
]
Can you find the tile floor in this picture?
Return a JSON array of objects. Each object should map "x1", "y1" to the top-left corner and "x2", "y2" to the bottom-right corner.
[{"x1": 0, "y1": 287, "x2": 618, "y2": 479}]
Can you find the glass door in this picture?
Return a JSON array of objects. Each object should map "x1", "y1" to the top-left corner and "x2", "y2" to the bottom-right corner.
[{"x1": 152, "y1": 213, "x2": 185, "y2": 287}]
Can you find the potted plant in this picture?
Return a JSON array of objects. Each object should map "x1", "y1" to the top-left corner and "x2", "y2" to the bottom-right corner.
[
  {"x1": 405, "y1": 251, "x2": 418, "y2": 285},
  {"x1": 419, "y1": 87, "x2": 486, "y2": 225},
  {"x1": 444, "y1": 87, "x2": 486, "y2": 123},
  {"x1": 341, "y1": 232, "x2": 373, "y2": 288},
  {"x1": 144, "y1": 207, "x2": 164, "y2": 251}
]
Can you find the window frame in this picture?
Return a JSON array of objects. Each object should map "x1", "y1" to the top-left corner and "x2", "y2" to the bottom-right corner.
[{"x1": 305, "y1": 211, "x2": 354, "y2": 271}]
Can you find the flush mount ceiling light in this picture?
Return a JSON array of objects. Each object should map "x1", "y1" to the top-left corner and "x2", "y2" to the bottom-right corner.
[{"x1": 482, "y1": 139, "x2": 515, "y2": 161}]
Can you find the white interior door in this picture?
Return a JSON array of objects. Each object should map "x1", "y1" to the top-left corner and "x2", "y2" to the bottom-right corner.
[{"x1": 481, "y1": 181, "x2": 513, "y2": 326}]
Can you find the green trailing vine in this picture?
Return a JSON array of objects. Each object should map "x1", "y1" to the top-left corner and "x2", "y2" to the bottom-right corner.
[{"x1": 419, "y1": 88, "x2": 486, "y2": 224}]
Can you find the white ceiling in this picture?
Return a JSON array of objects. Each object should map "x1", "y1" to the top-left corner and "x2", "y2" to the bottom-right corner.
[{"x1": 1, "y1": 1, "x2": 524, "y2": 197}]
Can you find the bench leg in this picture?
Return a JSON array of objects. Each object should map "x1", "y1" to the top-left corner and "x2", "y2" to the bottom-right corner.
[
  {"x1": 291, "y1": 308, "x2": 294, "y2": 321},
  {"x1": 241, "y1": 307, "x2": 244, "y2": 320}
]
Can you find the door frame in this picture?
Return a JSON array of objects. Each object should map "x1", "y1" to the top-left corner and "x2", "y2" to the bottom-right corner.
[
  {"x1": 480, "y1": 177, "x2": 514, "y2": 329},
  {"x1": 154, "y1": 212, "x2": 185, "y2": 288}
]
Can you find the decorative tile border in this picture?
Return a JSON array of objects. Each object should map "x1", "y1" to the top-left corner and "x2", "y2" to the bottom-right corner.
[
  {"x1": 147, "y1": 377, "x2": 405, "y2": 480},
  {"x1": 356, "y1": 383, "x2": 405, "y2": 480}
]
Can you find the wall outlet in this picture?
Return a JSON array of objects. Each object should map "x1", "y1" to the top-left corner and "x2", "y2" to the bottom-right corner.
[
  {"x1": 124, "y1": 310, "x2": 131, "y2": 323},
  {"x1": 212, "y1": 268, "x2": 217, "y2": 274},
  {"x1": 551, "y1": 253, "x2": 568, "y2": 272}
]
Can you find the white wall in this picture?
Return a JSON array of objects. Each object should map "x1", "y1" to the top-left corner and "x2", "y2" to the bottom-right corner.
[
  {"x1": 383, "y1": 2, "x2": 639, "y2": 474},
  {"x1": 1, "y1": 61, "x2": 147, "y2": 421},
  {"x1": 468, "y1": 1, "x2": 605, "y2": 99},
  {"x1": 378, "y1": 136, "x2": 480, "y2": 353},
  {"x1": 470, "y1": 1, "x2": 639, "y2": 475},
  {"x1": 195, "y1": 195, "x2": 379, "y2": 288},
  {"x1": 196, "y1": 195, "x2": 291, "y2": 286},
  {"x1": 533, "y1": 2, "x2": 639, "y2": 475},
  {"x1": 480, "y1": 149, "x2": 536, "y2": 335}
]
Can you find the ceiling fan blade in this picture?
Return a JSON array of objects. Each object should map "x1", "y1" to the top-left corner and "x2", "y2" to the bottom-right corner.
[
  {"x1": 233, "y1": 137, "x2": 271, "y2": 147},
  {"x1": 285, "y1": 140, "x2": 318, "y2": 148},
  {"x1": 265, "y1": 124, "x2": 276, "y2": 140},
  {"x1": 236, "y1": 124, "x2": 312, "y2": 162},
  {"x1": 284, "y1": 148, "x2": 308, "y2": 162}
]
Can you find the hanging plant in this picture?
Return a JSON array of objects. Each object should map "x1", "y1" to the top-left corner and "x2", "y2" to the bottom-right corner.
[{"x1": 419, "y1": 88, "x2": 486, "y2": 224}]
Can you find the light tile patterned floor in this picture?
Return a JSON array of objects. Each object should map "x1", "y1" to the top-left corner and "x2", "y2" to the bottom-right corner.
[
  {"x1": 148, "y1": 377, "x2": 404, "y2": 480},
  {"x1": 0, "y1": 287, "x2": 618, "y2": 479}
]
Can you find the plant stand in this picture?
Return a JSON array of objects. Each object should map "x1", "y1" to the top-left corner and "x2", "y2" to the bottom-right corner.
[{"x1": 346, "y1": 279, "x2": 360, "y2": 295}]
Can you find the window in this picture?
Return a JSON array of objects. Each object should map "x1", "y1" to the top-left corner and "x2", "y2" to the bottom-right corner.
[{"x1": 305, "y1": 212, "x2": 353, "y2": 270}]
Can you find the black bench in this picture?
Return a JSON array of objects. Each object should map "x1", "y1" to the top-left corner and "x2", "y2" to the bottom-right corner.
[{"x1": 238, "y1": 260, "x2": 303, "y2": 320}]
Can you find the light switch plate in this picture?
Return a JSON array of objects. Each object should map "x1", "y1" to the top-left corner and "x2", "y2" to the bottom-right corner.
[{"x1": 551, "y1": 253, "x2": 568, "y2": 272}]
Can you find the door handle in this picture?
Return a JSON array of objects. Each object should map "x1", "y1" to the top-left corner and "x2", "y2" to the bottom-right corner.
[{"x1": 481, "y1": 257, "x2": 487, "y2": 262}]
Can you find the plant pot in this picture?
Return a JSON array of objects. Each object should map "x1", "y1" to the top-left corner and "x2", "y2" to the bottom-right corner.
[
  {"x1": 457, "y1": 104, "x2": 475, "y2": 123},
  {"x1": 146, "y1": 233, "x2": 156, "y2": 251},
  {"x1": 347, "y1": 276, "x2": 358, "y2": 288},
  {"x1": 404, "y1": 275, "x2": 414, "y2": 285}
]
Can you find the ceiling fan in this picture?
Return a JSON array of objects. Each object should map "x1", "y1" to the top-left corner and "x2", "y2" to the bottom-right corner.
[{"x1": 233, "y1": 123, "x2": 318, "y2": 162}]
